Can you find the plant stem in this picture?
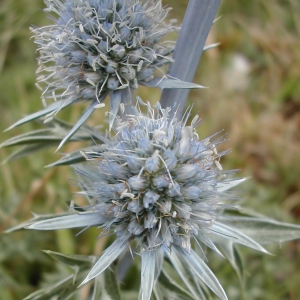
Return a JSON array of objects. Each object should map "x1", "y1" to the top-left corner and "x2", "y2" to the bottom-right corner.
[{"x1": 160, "y1": 0, "x2": 220, "y2": 119}]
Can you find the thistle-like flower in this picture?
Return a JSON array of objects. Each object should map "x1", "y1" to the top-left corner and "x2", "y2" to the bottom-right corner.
[
  {"x1": 6, "y1": 0, "x2": 204, "y2": 150},
  {"x1": 35, "y1": 0, "x2": 177, "y2": 92},
  {"x1": 31, "y1": 0, "x2": 178, "y2": 119},
  {"x1": 27, "y1": 101, "x2": 271, "y2": 300}
]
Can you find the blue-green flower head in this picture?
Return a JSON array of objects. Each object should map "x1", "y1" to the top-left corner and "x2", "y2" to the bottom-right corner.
[
  {"x1": 32, "y1": 0, "x2": 178, "y2": 107},
  {"x1": 28, "y1": 101, "x2": 263, "y2": 300},
  {"x1": 7, "y1": 0, "x2": 200, "y2": 146},
  {"x1": 78, "y1": 102, "x2": 225, "y2": 253}
]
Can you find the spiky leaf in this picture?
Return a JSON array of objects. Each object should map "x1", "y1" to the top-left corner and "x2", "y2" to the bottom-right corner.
[
  {"x1": 219, "y1": 216, "x2": 300, "y2": 244},
  {"x1": 175, "y1": 246, "x2": 228, "y2": 300},
  {"x1": 153, "y1": 269, "x2": 195, "y2": 300}
]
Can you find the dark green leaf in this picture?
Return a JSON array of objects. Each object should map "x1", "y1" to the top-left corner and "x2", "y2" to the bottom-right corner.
[
  {"x1": 24, "y1": 274, "x2": 84, "y2": 300},
  {"x1": 2, "y1": 143, "x2": 56, "y2": 163},
  {"x1": 5, "y1": 100, "x2": 70, "y2": 131},
  {"x1": 154, "y1": 270, "x2": 195, "y2": 300},
  {"x1": 46, "y1": 144, "x2": 107, "y2": 167},
  {"x1": 44, "y1": 250, "x2": 96, "y2": 270},
  {"x1": 56, "y1": 100, "x2": 98, "y2": 151},
  {"x1": 92, "y1": 264, "x2": 122, "y2": 300},
  {"x1": 218, "y1": 242, "x2": 244, "y2": 283}
]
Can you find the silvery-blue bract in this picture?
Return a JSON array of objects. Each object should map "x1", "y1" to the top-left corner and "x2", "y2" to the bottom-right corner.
[
  {"x1": 27, "y1": 101, "x2": 265, "y2": 300},
  {"x1": 32, "y1": 0, "x2": 177, "y2": 116}
]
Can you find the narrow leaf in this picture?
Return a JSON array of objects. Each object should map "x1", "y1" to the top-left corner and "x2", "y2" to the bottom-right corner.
[
  {"x1": 109, "y1": 90, "x2": 122, "y2": 131},
  {"x1": 43, "y1": 250, "x2": 96, "y2": 269},
  {"x1": 219, "y1": 216, "x2": 300, "y2": 244},
  {"x1": 196, "y1": 234, "x2": 224, "y2": 257},
  {"x1": 4, "y1": 212, "x2": 75, "y2": 233},
  {"x1": 46, "y1": 151, "x2": 86, "y2": 167},
  {"x1": 217, "y1": 178, "x2": 248, "y2": 192},
  {"x1": 1, "y1": 118, "x2": 101, "y2": 163},
  {"x1": 2, "y1": 143, "x2": 56, "y2": 164},
  {"x1": 27, "y1": 212, "x2": 107, "y2": 230},
  {"x1": 46, "y1": 144, "x2": 108, "y2": 167},
  {"x1": 166, "y1": 249, "x2": 204, "y2": 300},
  {"x1": 218, "y1": 242, "x2": 244, "y2": 282},
  {"x1": 175, "y1": 246, "x2": 228, "y2": 300},
  {"x1": 144, "y1": 77, "x2": 205, "y2": 90},
  {"x1": 119, "y1": 86, "x2": 135, "y2": 116},
  {"x1": 155, "y1": 248, "x2": 164, "y2": 281},
  {"x1": 92, "y1": 264, "x2": 122, "y2": 300},
  {"x1": 117, "y1": 250, "x2": 136, "y2": 282},
  {"x1": 155, "y1": 269, "x2": 195, "y2": 300},
  {"x1": 5, "y1": 100, "x2": 68, "y2": 131},
  {"x1": 56, "y1": 100, "x2": 98, "y2": 151},
  {"x1": 1, "y1": 128, "x2": 92, "y2": 148},
  {"x1": 80, "y1": 236, "x2": 129, "y2": 286},
  {"x1": 139, "y1": 250, "x2": 156, "y2": 300},
  {"x1": 1, "y1": 129, "x2": 57, "y2": 147},
  {"x1": 3, "y1": 135, "x2": 66, "y2": 146},
  {"x1": 209, "y1": 221, "x2": 269, "y2": 254},
  {"x1": 24, "y1": 266, "x2": 91, "y2": 300},
  {"x1": 203, "y1": 43, "x2": 220, "y2": 51},
  {"x1": 24, "y1": 274, "x2": 77, "y2": 300}
]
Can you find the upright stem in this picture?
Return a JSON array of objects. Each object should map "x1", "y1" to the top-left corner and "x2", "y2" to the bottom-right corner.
[{"x1": 160, "y1": 0, "x2": 220, "y2": 119}]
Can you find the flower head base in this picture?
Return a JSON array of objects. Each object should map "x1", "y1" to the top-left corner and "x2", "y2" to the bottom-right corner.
[{"x1": 32, "y1": 0, "x2": 177, "y2": 110}]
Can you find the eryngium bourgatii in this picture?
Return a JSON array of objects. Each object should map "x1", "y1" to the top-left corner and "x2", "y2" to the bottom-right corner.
[
  {"x1": 28, "y1": 101, "x2": 267, "y2": 300},
  {"x1": 32, "y1": 0, "x2": 177, "y2": 114}
]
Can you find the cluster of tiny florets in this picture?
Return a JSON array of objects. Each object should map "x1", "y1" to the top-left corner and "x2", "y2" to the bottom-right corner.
[
  {"x1": 76, "y1": 102, "x2": 226, "y2": 251},
  {"x1": 32, "y1": 0, "x2": 177, "y2": 107}
]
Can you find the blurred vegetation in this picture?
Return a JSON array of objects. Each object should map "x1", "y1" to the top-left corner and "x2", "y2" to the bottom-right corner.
[{"x1": 0, "y1": 0, "x2": 300, "y2": 299}]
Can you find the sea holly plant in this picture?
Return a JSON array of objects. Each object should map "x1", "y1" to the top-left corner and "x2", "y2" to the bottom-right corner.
[
  {"x1": 3, "y1": 0, "x2": 300, "y2": 300},
  {"x1": 4, "y1": 0, "x2": 203, "y2": 152},
  {"x1": 22, "y1": 101, "x2": 261, "y2": 300}
]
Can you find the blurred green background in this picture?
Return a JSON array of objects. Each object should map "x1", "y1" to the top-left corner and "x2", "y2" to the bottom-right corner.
[{"x1": 0, "y1": 0, "x2": 300, "y2": 299}]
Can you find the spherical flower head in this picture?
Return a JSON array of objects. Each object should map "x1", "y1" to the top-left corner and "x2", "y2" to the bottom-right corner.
[
  {"x1": 32, "y1": 0, "x2": 177, "y2": 106},
  {"x1": 82, "y1": 104, "x2": 222, "y2": 251},
  {"x1": 78, "y1": 102, "x2": 229, "y2": 272}
]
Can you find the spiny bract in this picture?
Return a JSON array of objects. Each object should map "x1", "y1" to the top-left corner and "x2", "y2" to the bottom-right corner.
[
  {"x1": 28, "y1": 101, "x2": 263, "y2": 300},
  {"x1": 32, "y1": 0, "x2": 177, "y2": 114}
]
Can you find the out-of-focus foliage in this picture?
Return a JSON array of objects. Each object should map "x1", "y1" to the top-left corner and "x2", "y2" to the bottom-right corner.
[{"x1": 1, "y1": 0, "x2": 300, "y2": 299}]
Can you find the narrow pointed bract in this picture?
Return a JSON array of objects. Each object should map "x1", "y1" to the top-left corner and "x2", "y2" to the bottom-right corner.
[
  {"x1": 209, "y1": 222, "x2": 269, "y2": 254},
  {"x1": 175, "y1": 246, "x2": 228, "y2": 300},
  {"x1": 140, "y1": 250, "x2": 156, "y2": 300},
  {"x1": 27, "y1": 212, "x2": 108, "y2": 230},
  {"x1": 80, "y1": 236, "x2": 130, "y2": 287}
]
